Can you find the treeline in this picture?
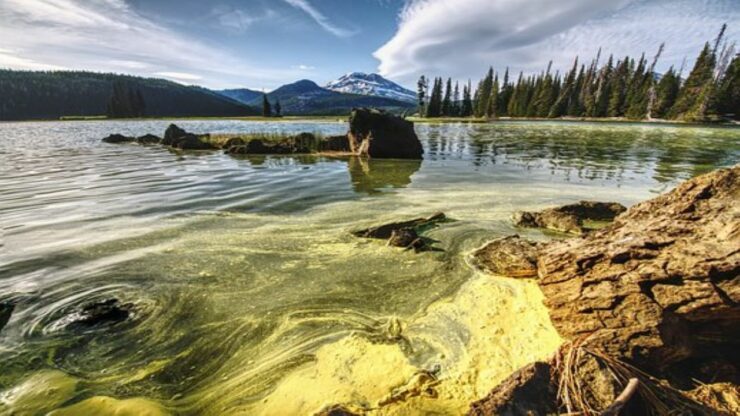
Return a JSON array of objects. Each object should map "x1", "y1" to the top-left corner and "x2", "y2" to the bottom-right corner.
[
  {"x1": 0, "y1": 70, "x2": 257, "y2": 120},
  {"x1": 417, "y1": 25, "x2": 738, "y2": 122}
]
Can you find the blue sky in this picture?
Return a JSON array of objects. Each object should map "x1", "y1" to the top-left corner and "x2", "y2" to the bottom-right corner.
[{"x1": 0, "y1": 0, "x2": 737, "y2": 90}]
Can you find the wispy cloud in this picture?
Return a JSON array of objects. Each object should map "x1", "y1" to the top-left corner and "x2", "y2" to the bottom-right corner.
[
  {"x1": 283, "y1": 0, "x2": 357, "y2": 37},
  {"x1": 155, "y1": 71, "x2": 203, "y2": 82},
  {"x1": 374, "y1": 0, "x2": 739, "y2": 85},
  {"x1": 0, "y1": 0, "x2": 308, "y2": 89},
  {"x1": 211, "y1": 5, "x2": 277, "y2": 33},
  {"x1": 293, "y1": 64, "x2": 316, "y2": 71}
]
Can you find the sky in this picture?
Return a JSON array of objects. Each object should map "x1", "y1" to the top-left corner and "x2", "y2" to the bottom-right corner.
[{"x1": 0, "y1": 0, "x2": 737, "y2": 90}]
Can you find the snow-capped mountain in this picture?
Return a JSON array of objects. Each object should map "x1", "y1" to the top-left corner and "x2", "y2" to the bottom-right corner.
[{"x1": 325, "y1": 72, "x2": 416, "y2": 103}]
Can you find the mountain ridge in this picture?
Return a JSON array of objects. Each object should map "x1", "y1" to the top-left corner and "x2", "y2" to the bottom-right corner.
[{"x1": 325, "y1": 72, "x2": 416, "y2": 103}]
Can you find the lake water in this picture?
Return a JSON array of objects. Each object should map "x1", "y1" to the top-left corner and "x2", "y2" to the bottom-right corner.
[{"x1": 0, "y1": 120, "x2": 738, "y2": 415}]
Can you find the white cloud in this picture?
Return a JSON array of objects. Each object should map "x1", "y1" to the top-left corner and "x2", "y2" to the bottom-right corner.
[
  {"x1": 283, "y1": 0, "x2": 357, "y2": 37},
  {"x1": 211, "y1": 5, "x2": 277, "y2": 33},
  {"x1": 375, "y1": 0, "x2": 739, "y2": 84},
  {"x1": 0, "y1": 0, "x2": 307, "y2": 89},
  {"x1": 293, "y1": 64, "x2": 316, "y2": 71},
  {"x1": 155, "y1": 72, "x2": 203, "y2": 82}
]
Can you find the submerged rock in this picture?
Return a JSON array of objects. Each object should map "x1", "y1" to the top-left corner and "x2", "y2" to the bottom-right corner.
[
  {"x1": 170, "y1": 133, "x2": 215, "y2": 150},
  {"x1": 314, "y1": 404, "x2": 362, "y2": 416},
  {"x1": 102, "y1": 134, "x2": 136, "y2": 144},
  {"x1": 353, "y1": 212, "x2": 446, "y2": 252},
  {"x1": 388, "y1": 228, "x2": 425, "y2": 251},
  {"x1": 0, "y1": 301, "x2": 14, "y2": 333},
  {"x1": 352, "y1": 212, "x2": 446, "y2": 239},
  {"x1": 538, "y1": 166, "x2": 739, "y2": 380},
  {"x1": 65, "y1": 299, "x2": 133, "y2": 330},
  {"x1": 471, "y1": 235, "x2": 542, "y2": 278},
  {"x1": 348, "y1": 108, "x2": 423, "y2": 159},
  {"x1": 513, "y1": 200, "x2": 626, "y2": 235},
  {"x1": 136, "y1": 134, "x2": 161, "y2": 144}
]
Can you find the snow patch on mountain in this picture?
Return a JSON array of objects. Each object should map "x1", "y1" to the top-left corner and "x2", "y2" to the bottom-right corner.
[{"x1": 325, "y1": 72, "x2": 416, "y2": 103}]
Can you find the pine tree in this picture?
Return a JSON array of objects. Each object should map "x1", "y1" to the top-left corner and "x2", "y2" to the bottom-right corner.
[
  {"x1": 715, "y1": 53, "x2": 739, "y2": 120},
  {"x1": 262, "y1": 94, "x2": 272, "y2": 117},
  {"x1": 461, "y1": 80, "x2": 474, "y2": 117},
  {"x1": 274, "y1": 99, "x2": 282, "y2": 117},
  {"x1": 475, "y1": 67, "x2": 494, "y2": 117},
  {"x1": 669, "y1": 43, "x2": 716, "y2": 120},
  {"x1": 441, "y1": 78, "x2": 452, "y2": 116},
  {"x1": 450, "y1": 81, "x2": 460, "y2": 117},
  {"x1": 498, "y1": 68, "x2": 512, "y2": 117},
  {"x1": 652, "y1": 67, "x2": 680, "y2": 119},
  {"x1": 607, "y1": 58, "x2": 630, "y2": 117},
  {"x1": 416, "y1": 75, "x2": 428, "y2": 116},
  {"x1": 426, "y1": 78, "x2": 443, "y2": 117},
  {"x1": 487, "y1": 75, "x2": 499, "y2": 117}
]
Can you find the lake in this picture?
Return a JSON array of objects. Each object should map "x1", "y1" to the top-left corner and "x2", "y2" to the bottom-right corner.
[{"x1": 0, "y1": 120, "x2": 738, "y2": 415}]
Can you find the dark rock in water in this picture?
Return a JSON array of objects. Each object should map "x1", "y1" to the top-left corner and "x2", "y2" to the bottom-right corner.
[
  {"x1": 66, "y1": 299, "x2": 133, "y2": 329},
  {"x1": 0, "y1": 302, "x2": 14, "y2": 333},
  {"x1": 348, "y1": 108, "x2": 423, "y2": 159},
  {"x1": 513, "y1": 200, "x2": 626, "y2": 235},
  {"x1": 538, "y1": 166, "x2": 740, "y2": 380},
  {"x1": 469, "y1": 361, "x2": 557, "y2": 416},
  {"x1": 352, "y1": 212, "x2": 446, "y2": 239},
  {"x1": 320, "y1": 135, "x2": 351, "y2": 152},
  {"x1": 314, "y1": 405, "x2": 362, "y2": 416},
  {"x1": 102, "y1": 134, "x2": 136, "y2": 144},
  {"x1": 388, "y1": 228, "x2": 426, "y2": 251},
  {"x1": 136, "y1": 134, "x2": 161, "y2": 144},
  {"x1": 170, "y1": 133, "x2": 215, "y2": 150},
  {"x1": 471, "y1": 235, "x2": 542, "y2": 278},
  {"x1": 162, "y1": 124, "x2": 187, "y2": 146}
]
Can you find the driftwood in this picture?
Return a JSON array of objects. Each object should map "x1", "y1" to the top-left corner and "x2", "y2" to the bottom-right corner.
[{"x1": 601, "y1": 378, "x2": 639, "y2": 416}]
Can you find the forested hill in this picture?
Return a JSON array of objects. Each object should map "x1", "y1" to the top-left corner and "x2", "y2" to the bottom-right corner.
[{"x1": 0, "y1": 70, "x2": 257, "y2": 121}]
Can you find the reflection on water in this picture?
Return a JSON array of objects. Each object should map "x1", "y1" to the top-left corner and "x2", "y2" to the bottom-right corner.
[
  {"x1": 0, "y1": 119, "x2": 737, "y2": 415},
  {"x1": 348, "y1": 157, "x2": 422, "y2": 194}
]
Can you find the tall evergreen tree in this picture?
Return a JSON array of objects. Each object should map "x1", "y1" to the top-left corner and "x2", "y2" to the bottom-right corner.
[
  {"x1": 262, "y1": 94, "x2": 272, "y2": 117},
  {"x1": 607, "y1": 57, "x2": 630, "y2": 117},
  {"x1": 274, "y1": 99, "x2": 282, "y2": 117},
  {"x1": 426, "y1": 77, "x2": 443, "y2": 117},
  {"x1": 669, "y1": 43, "x2": 716, "y2": 120},
  {"x1": 417, "y1": 75, "x2": 428, "y2": 116},
  {"x1": 498, "y1": 68, "x2": 512, "y2": 117},
  {"x1": 715, "y1": 53, "x2": 739, "y2": 120},
  {"x1": 452, "y1": 81, "x2": 461, "y2": 117},
  {"x1": 441, "y1": 78, "x2": 453, "y2": 116},
  {"x1": 487, "y1": 75, "x2": 499, "y2": 117},
  {"x1": 461, "y1": 80, "x2": 473, "y2": 117},
  {"x1": 652, "y1": 67, "x2": 680, "y2": 119},
  {"x1": 475, "y1": 67, "x2": 494, "y2": 117}
]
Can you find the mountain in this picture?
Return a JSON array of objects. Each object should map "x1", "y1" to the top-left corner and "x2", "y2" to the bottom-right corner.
[
  {"x1": 216, "y1": 88, "x2": 262, "y2": 105},
  {"x1": 0, "y1": 70, "x2": 257, "y2": 120},
  {"x1": 325, "y1": 72, "x2": 416, "y2": 103},
  {"x1": 246, "y1": 79, "x2": 414, "y2": 115}
]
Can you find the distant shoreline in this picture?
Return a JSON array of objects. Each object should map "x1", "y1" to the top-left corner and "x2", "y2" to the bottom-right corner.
[{"x1": 1, "y1": 115, "x2": 737, "y2": 127}]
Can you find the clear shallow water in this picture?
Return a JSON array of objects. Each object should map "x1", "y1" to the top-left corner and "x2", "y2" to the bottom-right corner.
[{"x1": 0, "y1": 120, "x2": 738, "y2": 415}]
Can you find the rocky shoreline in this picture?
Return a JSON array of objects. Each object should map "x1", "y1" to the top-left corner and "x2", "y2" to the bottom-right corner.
[
  {"x1": 102, "y1": 108, "x2": 424, "y2": 160},
  {"x1": 470, "y1": 165, "x2": 739, "y2": 415}
]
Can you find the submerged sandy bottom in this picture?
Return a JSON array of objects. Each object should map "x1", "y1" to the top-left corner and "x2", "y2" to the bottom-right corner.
[{"x1": 258, "y1": 274, "x2": 561, "y2": 415}]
